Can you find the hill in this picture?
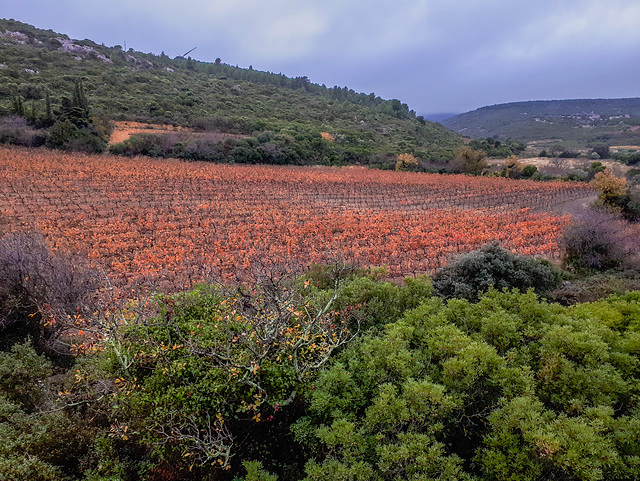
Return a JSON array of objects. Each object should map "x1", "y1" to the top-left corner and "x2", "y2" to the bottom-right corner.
[
  {"x1": 442, "y1": 98, "x2": 640, "y2": 150},
  {"x1": 0, "y1": 18, "x2": 461, "y2": 165}
]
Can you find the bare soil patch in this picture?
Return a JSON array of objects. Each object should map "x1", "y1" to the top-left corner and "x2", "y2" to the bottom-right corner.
[
  {"x1": 109, "y1": 121, "x2": 191, "y2": 145},
  {"x1": 108, "y1": 121, "x2": 243, "y2": 146}
]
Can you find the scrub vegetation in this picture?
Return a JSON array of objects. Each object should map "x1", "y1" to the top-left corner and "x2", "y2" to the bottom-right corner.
[
  {"x1": 0, "y1": 18, "x2": 461, "y2": 166},
  {"x1": 1, "y1": 17, "x2": 640, "y2": 481},
  {"x1": 1, "y1": 232, "x2": 640, "y2": 481}
]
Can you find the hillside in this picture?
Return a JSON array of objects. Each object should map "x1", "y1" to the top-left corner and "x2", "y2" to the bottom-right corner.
[
  {"x1": 442, "y1": 98, "x2": 640, "y2": 150},
  {"x1": 0, "y1": 18, "x2": 461, "y2": 165}
]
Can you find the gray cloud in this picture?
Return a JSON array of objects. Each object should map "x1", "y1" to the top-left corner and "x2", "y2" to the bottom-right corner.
[{"x1": 2, "y1": 0, "x2": 638, "y2": 114}]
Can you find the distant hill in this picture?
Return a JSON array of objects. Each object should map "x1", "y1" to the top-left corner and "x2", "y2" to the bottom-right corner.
[
  {"x1": 442, "y1": 98, "x2": 640, "y2": 149},
  {"x1": 422, "y1": 113, "x2": 458, "y2": 123},
  {"x1": 0, "y1": 18, "x2": 461, "y2": 165}
]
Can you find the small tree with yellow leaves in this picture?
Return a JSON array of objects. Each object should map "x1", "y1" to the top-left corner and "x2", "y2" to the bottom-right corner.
[
  {"x1": 320, "y1": 132, "x2": 335, "y2": 142},
  {"x1": 591, "y1": 168, "x2": 628, "y2": 211},
  {"x1": 450, "y1": 146, "x2": 488, "y2": 175},
  {"x1": 395, "y1": 153, "x2": 419, "y2": 171},
  {"x1": 502, "y1": 155, "x2": 524, "y2": 178}
]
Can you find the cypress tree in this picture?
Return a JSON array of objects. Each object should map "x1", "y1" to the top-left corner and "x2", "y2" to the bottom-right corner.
[
  {"x1": 45, "y1": 89, "x2": 52, "y2": 122},
  {"x1": 72, "y1": 78, "x2": 89, "y2": 120},
  {"x1": 12, "y1": 95, "x2": 24, "y2": 116}
]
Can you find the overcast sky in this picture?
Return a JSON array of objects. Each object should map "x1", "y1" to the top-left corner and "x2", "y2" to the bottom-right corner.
[{"x1": 3, "y1": 0, "x2": 639, "y2": 116}]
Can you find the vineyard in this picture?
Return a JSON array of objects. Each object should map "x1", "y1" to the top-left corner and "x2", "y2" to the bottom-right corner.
[{"x1": 0, "y1": 146, "x2": 593, "y2": 294}]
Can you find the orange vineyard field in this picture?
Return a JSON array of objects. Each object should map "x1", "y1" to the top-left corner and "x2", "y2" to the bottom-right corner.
[{"x1": 0, "y1": 146, "x2": 593, "y2": 294}]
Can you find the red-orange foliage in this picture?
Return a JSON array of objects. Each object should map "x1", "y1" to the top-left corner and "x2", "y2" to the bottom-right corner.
[{"x1": 0, "y1": 146, "x2": 592, "y2": 295}]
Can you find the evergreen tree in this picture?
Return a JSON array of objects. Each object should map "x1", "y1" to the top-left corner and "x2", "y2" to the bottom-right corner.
[
  {"x1": 71, "y1": 78, "x2": 89, "y2": 121},
  {"x1": 12, "y1": 95, "x2": 24, "y2": 116},
  {"x1": 45, "y1": 89, "x2": 52, "y2": 122}
]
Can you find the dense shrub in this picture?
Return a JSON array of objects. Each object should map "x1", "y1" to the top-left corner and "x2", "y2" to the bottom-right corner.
[
  {"x1": 521, "y1": 164, "x2": 538, "y2": 178},
  {"x1": 432, "y1": 241, "x2": 561, "y2": 301},
  {"x1": 0, "y1": 232, "x2": 97, "y2": 357},
  {"x1": 305, "y1": 267, "x2": 433, "y2": 332},
  {"x1": 562, "y1": 210, "x2": 640, "y2": 272},
  {"x1": 0, "y1": 115, "x2": 48, "y2": 147},
  {"x1": 468, "y1": 137, "x2": 526, "y2": 157},
  {"x1": 47, "y1": 118, "x2": 107, "y2": 153},
  {"x1": 110, "y1": 129, "x2": 360, "y2": 165},
  {"x1": 0, "y1": 340, "x2": 99, "y2": 481},
  {"x1": 296, "y1": 289, "x2": 640, "y2": 481},
  {"x1": 612, "y1": 150, "x2": 640, "y2": 165},
  {"x1": 0, "y1": 256, "x2": 637, "y2": 480}
]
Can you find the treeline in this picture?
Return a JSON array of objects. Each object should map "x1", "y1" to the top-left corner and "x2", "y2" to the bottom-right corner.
[
  {"x1": 467, "y1": 137, "x2": 526, "y2": 157},
  {"x1": 170, "y1": 56, "x2": 416, "y2": 120},
  {"x1": 108, "y1": 128, "x2": 455, "y2": 167},
  {"x1": 612, "y1": 149, "x2": 640, "y2": 165},
  {"x1": 0, "y1": 78, "x2": 110, "y2": 153}
]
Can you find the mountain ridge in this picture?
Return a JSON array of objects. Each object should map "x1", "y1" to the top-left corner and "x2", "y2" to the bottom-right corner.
[{"x1": 442, "y1": 98, "x2": 640, "y2": 148}]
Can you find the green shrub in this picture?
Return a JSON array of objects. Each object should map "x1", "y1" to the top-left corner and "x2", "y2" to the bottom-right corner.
[
  {"x1": 79, "y1": 277, "x2": 359, "y2": 477},
  {"x1": 432, "y1": 241, "x2": 561, "y2": 301},
  {"x1": 296, "y1": 289, "x2": 640, "y2": 480},
  {"x1": 521, "y1": 164, "x2": 538, "y2": 178},
  {"x1": 306, "y1": 265, "x2": 433, "y2": 331},
  {"x1": 0, "y1": 341, "x2": 92, "y2": 480}
]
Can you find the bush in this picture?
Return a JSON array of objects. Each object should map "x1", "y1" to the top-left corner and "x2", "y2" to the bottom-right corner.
[
  {"x1": 79, "y1": 275, "x2": 360, "y2": 476},
  {"x1": 562, "y1": 210, "x2": 640, "y2": 272},
  {"x1": 612, "y1": 150, "x2": 640, "y2": 165},
  {"x1": 589, "y1": 143, "x2": 610, "y2": 159},
  {"x1": 0, "y1": 116, "x2": 48, "y2": 147},
  {"x1": 394, "y1": 153, "x2": 419, "y2": 171},
  {"x1": 0, "y1": 232, "x2": 97, "y2": 357},
  {"x1": 47, "y1": 119, "x2": 106, "y2": 153},
  {"x1": 297, "y1": 289, "x2": 640, "y2": 481},
  {"x1": 521, "y1": 164, "x2": 538, "y2": 178},
  {"x1": 0, "y1": 341, "x2": 94, "y2": 480},
  {"x1": 591, "y1": 168, "x2": 628, "y2": 211},
  {"x1": 449, "y1": 146, "x2": 487, "y2": 175},
  {"x1": 432, "y1": 242, "x2": 561, "y2": 301}
]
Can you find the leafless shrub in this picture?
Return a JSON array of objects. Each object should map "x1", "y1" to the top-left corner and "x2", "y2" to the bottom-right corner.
[
  {"x1": 0, "y1": 231, "x2": 98, "y2": 356},
  {"x1": 200, "y1": 131, "x2": 233, "y2": 144},
  {"x1": 562, "y1": 209, "x2": 640, "y2": 272},
  {"x1": 539, "y1": 163, "x2": 568, "y2": 178},
  {"x1": 0, "y1": 115, "x2": 48, "y2": 147},
  {"x1": 550, "y1": 157, "x2": 570, "y2": 169},
  {"x1": 0, "y1": 115, "x2": 28, "y2": 129}
]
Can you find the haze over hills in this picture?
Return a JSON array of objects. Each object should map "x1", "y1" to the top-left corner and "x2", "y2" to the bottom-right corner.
[
  {"x1": 422, "y1": 113, "x2": 459, "y2": 123},
  {"x1": 0, "y1": 18, "x2": 461, "y2": 165},
  {"x1": 442, "y1": 98, "x2": 640, "y2": 149}
]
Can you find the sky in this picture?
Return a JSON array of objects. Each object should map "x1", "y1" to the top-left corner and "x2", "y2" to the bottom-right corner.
[{"x1": 2, "y1": 0, "x2": 639, "y2": 116}]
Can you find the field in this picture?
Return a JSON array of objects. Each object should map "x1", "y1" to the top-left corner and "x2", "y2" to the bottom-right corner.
[{"x1": 0, "y1": 146, "x2": 593, "y2": 294}]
